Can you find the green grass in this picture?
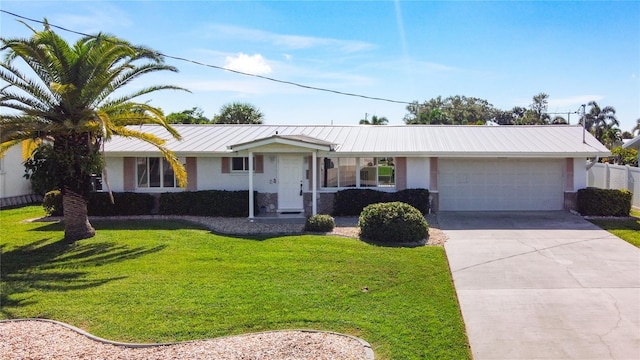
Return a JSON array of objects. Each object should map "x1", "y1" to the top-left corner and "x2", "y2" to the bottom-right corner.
[
  {"x1": 0, "y1": 206, "x2": 470, "y2": 359},
  {"x1": 590, "y1": 209, "x2": 640, "y2": 248}
]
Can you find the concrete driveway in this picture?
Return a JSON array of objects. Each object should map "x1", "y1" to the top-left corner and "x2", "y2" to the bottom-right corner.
[{"x1": 440, "y1": 211, "x2": 640, "y2": 360}]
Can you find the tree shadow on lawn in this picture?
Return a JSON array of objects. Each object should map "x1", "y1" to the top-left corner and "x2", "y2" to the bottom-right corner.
[{"x1": 0, "y1": 232, "x2": 166, "y2": 317}]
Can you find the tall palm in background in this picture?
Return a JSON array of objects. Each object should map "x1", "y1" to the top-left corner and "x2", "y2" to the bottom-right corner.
[
  {"x1": 634, "y1": 118, "x2": 640, "y2": 136},
  {"x1": 0, "y1": 21, "x2": 187, "y2": 241},
  {"x1": 359, "y1": 114, "x2": 389, "y2": 125},
  {"x1": 583, "y1": 101, "x2": 620, "y2": 148}
]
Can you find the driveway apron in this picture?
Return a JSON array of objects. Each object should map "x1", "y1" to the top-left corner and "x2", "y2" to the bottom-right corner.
[{"x1": 440, "y1": 211, "x2": 640, "y2": 360}]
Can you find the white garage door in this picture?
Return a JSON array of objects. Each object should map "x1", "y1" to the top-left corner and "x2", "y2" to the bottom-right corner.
[{"x1": 438, "y1": 159, "x2": 564, "y2": 211}]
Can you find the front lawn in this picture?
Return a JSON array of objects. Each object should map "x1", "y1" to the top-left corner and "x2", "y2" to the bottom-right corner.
[
  {"x1": 590, "y1": 210, "x2": 640, "y2": 248},
  {"x1": 0, "y1": 206, "x2": 470, "y2": 359}
]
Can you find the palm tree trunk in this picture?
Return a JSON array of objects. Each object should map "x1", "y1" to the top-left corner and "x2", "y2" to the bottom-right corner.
[{"x1": 62, "y1": 186, "x2": 95, "y2": 241}]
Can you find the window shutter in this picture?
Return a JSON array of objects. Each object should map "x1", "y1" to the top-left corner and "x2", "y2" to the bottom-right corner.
[
  {"x1": 395, "y1": 157, "x2": 407, "y2": 190},
  {"x1": 255, "y1": 155, "x2": 264, "y2": 173},
  {"x1": 186, "y1": 157, "x2": 197, "y2": 190},
  {"x1": 221, "y1": 157, "x2": 230, "y2": 173},
  {"x1": 123, "y1": 157, "x2": 136, "y2": 191}
]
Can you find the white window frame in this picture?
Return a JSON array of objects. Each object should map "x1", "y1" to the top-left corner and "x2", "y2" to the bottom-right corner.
[
  {"x1": 136, "y1": 157, "x2": 179, "y2": 189},
  {"x1": 320, "y1": 156, "x2": 395, "y2": 189},
  {"x1": 230, "y1": 156, "x2": 256, "y2": 172}
]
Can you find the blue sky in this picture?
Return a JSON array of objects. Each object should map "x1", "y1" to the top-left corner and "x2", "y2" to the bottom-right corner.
[{"x1": 2, "y1": 1, "x2": 639, "y2": 130}]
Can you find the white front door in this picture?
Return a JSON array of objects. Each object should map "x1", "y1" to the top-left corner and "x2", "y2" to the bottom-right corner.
[{"x1": 277, "y1": 155, "x2": 304, "y2": 212}]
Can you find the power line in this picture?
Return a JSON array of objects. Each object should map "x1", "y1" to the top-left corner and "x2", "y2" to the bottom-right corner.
[{"x1": 0, "y1": 9, "x2": 413, "y2": 105}]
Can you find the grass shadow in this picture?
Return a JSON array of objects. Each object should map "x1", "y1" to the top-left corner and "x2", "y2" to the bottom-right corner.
[{"x1": 0, "y1": 235, "x2": 166, "y2": 317}]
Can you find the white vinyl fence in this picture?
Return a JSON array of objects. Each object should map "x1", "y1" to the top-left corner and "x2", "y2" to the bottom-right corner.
[{"x1": 587, "y1": 163, "x2": 640, "y2": 208}]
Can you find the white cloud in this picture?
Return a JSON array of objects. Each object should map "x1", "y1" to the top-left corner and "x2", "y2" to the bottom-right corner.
[{"x1": 224, "y1": 53, "x2": 272, "y2": 75}]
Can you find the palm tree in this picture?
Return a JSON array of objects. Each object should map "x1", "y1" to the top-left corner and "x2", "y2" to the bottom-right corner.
[
  {"x1": 582, "y1": 101, "x2": 619, "y2": 144},
  {"x1": 213, "y1": 102, "x2": 264, "y2": 124},
  {"x1": 0, "y1": 20, "x2": 187, "y2": 241},
  {"x1": 633, "y1": 118, "x2": 640, "y2": 136},
  {"x1": 359, "y1": 114, "x2": 389, "y2": 125}
]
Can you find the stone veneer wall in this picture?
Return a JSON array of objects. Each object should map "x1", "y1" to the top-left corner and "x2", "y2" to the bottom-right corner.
[
  {"x1": 256, "y1": 192, "x2": 278, "y2": 214},
  {"x1": 304, "y1": 192, "x2": 334, "y2": 216}
]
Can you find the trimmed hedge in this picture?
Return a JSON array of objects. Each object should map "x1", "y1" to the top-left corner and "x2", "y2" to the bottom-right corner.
[
  {"x1": 159, "y1": 190, "x2": 257, "y2": 217},
  {"x1": 304, "y1": 214, "x2": 336, "y2": 232},
  {"x1": 332, "y1": 188, "x2": 430, "y2": 216},
  {"x1": 88, "y1": 192, "x2": 155, "y2": 216},
  {"x1": 577, "y1": 188, "x2": 632, "y2": 217},
  {"x1": 358, "y1": 202, "x2": 429, "y2": 244},
  {"x1": 42, "y1": 191, "x2": 155, "y2": 216}
]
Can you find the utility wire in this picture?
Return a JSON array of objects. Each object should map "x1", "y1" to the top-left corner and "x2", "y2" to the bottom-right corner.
[{"x1": 0, "y1": 9, "x2": 413, "y2": 105}]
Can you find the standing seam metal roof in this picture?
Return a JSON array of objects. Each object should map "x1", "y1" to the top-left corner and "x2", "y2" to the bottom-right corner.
[{"x1": 103, "y1": 124, "x2": 610, "y2": 157}]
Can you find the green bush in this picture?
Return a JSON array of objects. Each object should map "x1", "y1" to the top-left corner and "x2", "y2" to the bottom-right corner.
[
  {"x1": 159, "y1": 190, "x2": 257, "y2": 217},
  {"x1": 87, "y1": 192, "x2": 155, "y2": 216},
  {"x1": 577, "y1": 188, "x2": 632, "y2": 216},
  {"x1": 332, "y1": 188, "x2": 430, "y2": 216},
  {"x1": 358, "y1": 202, "x2": 429, "y2": 244},
  {"x1": 43, "y1": 190, "x2": 63, "y2": 216},
  {"x1": 304, "y1": 214, "x2": 336, "y2": 232},
  {"x1": 392, "y1": 188, "x2": 430, "y2": 214}
]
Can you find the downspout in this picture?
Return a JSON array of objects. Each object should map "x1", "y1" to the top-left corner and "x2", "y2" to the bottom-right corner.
[{"x1": 586, "y1": 157, "x2": 599, "y2": 171}]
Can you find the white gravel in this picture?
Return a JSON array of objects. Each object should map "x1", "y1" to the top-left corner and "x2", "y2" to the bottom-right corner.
[{"x1": 0, "y1": 320, "x2": 372, "y2": 360}]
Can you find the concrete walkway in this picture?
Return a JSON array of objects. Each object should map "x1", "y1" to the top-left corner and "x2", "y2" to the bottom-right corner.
[{"x1": 440, "y1": 211, "x2": 640, "y2": 360}]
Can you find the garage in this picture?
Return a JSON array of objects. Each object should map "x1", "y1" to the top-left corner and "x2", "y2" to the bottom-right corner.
[{"x1": 438, "y1": 158, "x2": 564, "y2": 211}]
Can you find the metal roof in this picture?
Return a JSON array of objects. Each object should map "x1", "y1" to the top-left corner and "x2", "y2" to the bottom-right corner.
[
  {"x1": 104, "y1": 124, "x2": 610, "y2": 158},
  {"x1": 622, "y1": 135, "x2": 640, "y2": 149}
]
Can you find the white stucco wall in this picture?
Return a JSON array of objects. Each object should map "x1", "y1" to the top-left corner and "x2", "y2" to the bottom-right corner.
[
  {"x1": 198, "y1": 157, "x2": 279, "y2": 193},
  {"x1": 103, "y1": 157, "x2": 124, "y2": 192},
  {"x1": 0, "y1": 145, "x2": 33, "y2": 198},
  {"x1": 574, "y1": 157, "x2": 587, "y2": 190},
  {"x1": 406, "y1": 157, "x2": 431, "y2": 189}
]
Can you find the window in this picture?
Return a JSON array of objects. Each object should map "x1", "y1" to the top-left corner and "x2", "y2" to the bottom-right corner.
[
  {"x1": 137, "y1": 157, "x2": 178, "y2": 188},
  {"x1": 231, "y1": 157, "x2": 255, "y2": 172},
  {"x1": 321, "y1": 157, "x2": 356, "y2": 188},
  {"x1": 321, "y1": 157, "x2": 392, "y2": 188}
]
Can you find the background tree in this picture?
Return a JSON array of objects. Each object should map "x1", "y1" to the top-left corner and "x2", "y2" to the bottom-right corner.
[
  {"x1": 581, "y1": 101, "x2": 620, "y2": 147},
  {"x1": 166, "y1": 107, "x2": 210, "y2": 124},
  {"x1": 212, "y1": 102, "x2": 264, "y2": 124},
  {"x1": 0, "y1": 21, "x2": 187, "y2": 241},
  {"x1": 403, "y1": 95, "x2": 497, "y2": 125},
  {"x1": 359, "y1": 114, "x2": 388, "y2": 125},
  {"x1": 519, "y1": 92, "x2": 551, "y2": 125},
  {"x1": 610, "y1": 147, "x2": 638, "y2": 166},
  {"x1": 633, "y1": 118, "x2": 640, "y2": 136}
]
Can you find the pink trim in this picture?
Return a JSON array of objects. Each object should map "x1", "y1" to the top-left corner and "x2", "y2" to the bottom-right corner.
[
  {"x1": 395, "y1": 157, "x2": 407, "y2": 190},
  {"x1": 565, "y1": 158, "x2": 574, "y2": 191},
  {"x1": 429, "y1": 158, "x2": 438, "y2": 191},
  {"x1": 123, "y1": 158, "x2": 135, "y2": 191},
  {"x1": 186, "y1": 157, "x2": 197, "y2": 191}
]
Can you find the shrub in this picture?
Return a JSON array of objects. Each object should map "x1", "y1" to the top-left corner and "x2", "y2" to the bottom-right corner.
[
  {"x1": 87, "y1": 192, "x2": 155, "y2": 216},
  {"x1": 358, "y1": 202, "x2": 429, "y2": 244},
  {"x1": 393, "y1": 188, "x2": 430, "y2": 214},
  {"x1": 577, "y1": 188, "x2": 632, "y2": 216},
  {"x1": 332, "y1": 188, "x2": 430, "y2": 216},
  {"x1": 159, "y1": 190, "x2": 257, "y2": 217},
  {"x1": 43, "y1": 190, "x2": 63, "y2": 216},
  {"x1": 304, "y1": 214, "x2": 336, "y2": 232}
]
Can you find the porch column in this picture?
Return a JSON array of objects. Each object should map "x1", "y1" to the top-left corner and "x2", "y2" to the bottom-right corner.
[
  {"x1": 312, "y1": 151, "x2": 317, "y2": 215},
  {"x1": 248, "y1": 151, "x2": 254, "y2": 219}
]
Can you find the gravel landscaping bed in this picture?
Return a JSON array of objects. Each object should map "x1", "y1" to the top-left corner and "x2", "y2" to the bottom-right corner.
[{"x1": 0, "y1": 319, "x2": 372, "y2": 360}]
